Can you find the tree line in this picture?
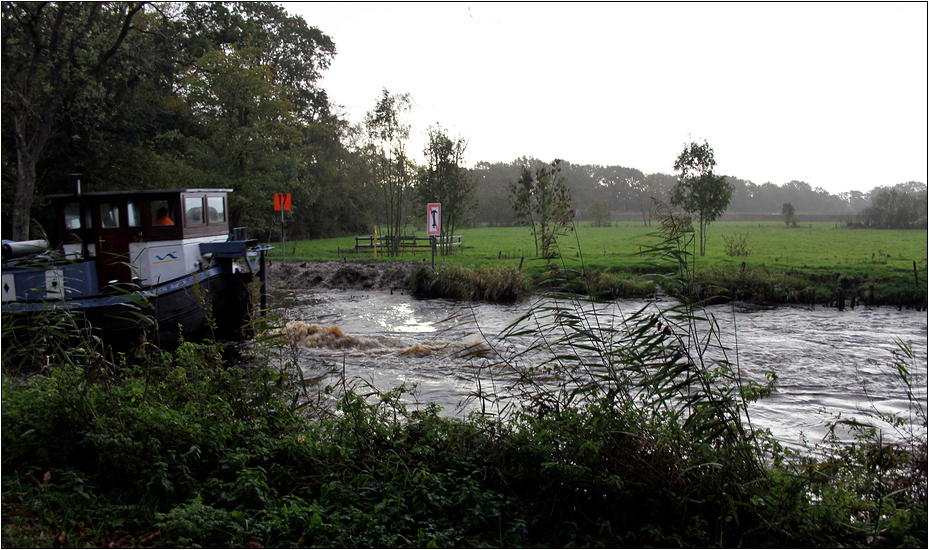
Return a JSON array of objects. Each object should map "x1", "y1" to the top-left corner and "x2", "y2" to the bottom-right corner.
[
  {"x1": 1, "y1": 1, "x2": 475, "y2": 251},
  {"x1": 473, "y1": 160, "x2": 927, "y2": 229},
  {"x1": 2, "y1": 2, "x2": 925, "y2": 248}
]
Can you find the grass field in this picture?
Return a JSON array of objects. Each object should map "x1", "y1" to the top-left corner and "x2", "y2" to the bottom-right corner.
[{"x1": 266, "y1": 222, "x2": 928, "y2": 305}]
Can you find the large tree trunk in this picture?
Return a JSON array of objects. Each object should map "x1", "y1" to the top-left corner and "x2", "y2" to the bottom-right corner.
[
  {"x1": 11, "y1": 105, "x2": 55, "y2": 240},
  {"x1": 11, "y1": 148, "x2": 38, "y2": 241}
]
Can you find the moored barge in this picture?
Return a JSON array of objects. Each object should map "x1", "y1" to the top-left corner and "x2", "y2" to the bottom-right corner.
[{"x1": 2, "y1": 185, "x2": 269, "y2": 348}]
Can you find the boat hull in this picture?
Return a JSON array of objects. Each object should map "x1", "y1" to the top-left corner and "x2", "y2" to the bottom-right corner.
[{"x1": 2, "y1": 270, "x2": 256, "y2": 349}]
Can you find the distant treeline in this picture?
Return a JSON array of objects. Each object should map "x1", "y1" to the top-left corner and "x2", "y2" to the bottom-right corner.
[{"x1": 470, "y1": 158, "x2": 928, "y2": 229}]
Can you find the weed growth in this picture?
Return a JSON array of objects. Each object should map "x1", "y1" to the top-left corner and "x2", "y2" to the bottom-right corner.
[
  {"x1": 722, "y1": 230, "x2": 753, "y2": 257},
  {"x1": 408, "y1": 263, "x2": 530, "y2": 302}
]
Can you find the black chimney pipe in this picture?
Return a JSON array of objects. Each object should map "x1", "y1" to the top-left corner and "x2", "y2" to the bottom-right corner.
[{"x1": 70, "y1": 173, "x2": 88, "y2": 258}]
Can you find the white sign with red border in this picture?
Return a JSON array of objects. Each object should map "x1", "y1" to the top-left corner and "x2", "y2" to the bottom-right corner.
[{"x1": 427, "y1": 203, "x2": 441, "y2": 236}]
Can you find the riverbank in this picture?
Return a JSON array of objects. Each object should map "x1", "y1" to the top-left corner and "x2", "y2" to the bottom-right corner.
[
  {"x1": 266, "y1": 260, "x2": 420, "y2": 291},
  {"x1": 266, "y1": 260, "x2": 927, "y2": 309}
]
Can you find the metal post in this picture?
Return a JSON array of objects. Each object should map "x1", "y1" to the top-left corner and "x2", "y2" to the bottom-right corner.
[
  {"x1": 431, "y1": 235, "x2": 436, "y2": 270},
  {"x1": 259, "y1": 248, "x2": 267, "y2": 316},
  {"x1": 281, "y1": 207, "x2": 285, "y2": 262}
]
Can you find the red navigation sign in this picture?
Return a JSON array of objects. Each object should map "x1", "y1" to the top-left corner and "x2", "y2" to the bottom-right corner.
[
  {"x1": 427, "y1": 203, "x2": 441, "y2": 236},
  {"x1": 274, "y1": 193, "x2": 292, "y2": 211}
]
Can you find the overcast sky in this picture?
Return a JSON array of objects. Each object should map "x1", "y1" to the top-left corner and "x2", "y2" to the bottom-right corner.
[{"x1": 283, "y1": 2, "x2": 927, "y2": 194}]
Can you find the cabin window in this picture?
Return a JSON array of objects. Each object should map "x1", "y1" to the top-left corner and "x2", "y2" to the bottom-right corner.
[
  {"x1": 152, "y1": 200, "x2": 176, "y2": 226},
  {"x1": 207, "y1": 196, "x2": 225, "y2": 223},
  {"x1": 184, "y1": 196, "x2": 204, "y2": 225},
  {"x1": 127, "y1": 200, "x2": 141, "y2": 227},
  {"x1": 64, "y1": 203, "x2": 82, "y2": 229},
  {"x1": 101, "y1": 203, "x2": 120, "y2": 228}
]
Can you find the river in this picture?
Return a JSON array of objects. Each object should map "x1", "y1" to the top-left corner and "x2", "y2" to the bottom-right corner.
[{"x1": 271, "y1": 289, "x2": 928, "y2": 451}]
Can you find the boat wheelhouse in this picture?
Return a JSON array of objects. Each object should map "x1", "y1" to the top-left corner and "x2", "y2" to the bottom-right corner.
[{"x1": 2, "y1": 187, "x2": 268, "y2": 347}]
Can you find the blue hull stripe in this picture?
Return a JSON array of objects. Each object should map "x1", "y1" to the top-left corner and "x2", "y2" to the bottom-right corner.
[{"x1": 2, "y1": 266, "x2": 226, "y2": 313}]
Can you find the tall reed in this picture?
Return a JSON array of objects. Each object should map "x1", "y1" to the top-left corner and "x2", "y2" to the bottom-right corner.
[
  {"x1": 457, "y1": 203, "x2": 777, "y2": 543},
  {"x1": 408, "y1": 263, "x2": 530, "y2": 302}
]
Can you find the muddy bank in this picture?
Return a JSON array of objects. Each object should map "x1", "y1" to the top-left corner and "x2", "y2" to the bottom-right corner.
[
  {"x1": 265, "y1": 260, "x2": 420, "y2": 291},
  {"x1": 264, "y1": 260, "x2": 927, "y2": 309}
]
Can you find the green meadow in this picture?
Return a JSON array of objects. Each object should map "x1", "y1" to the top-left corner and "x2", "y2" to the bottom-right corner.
[{"x1": 268, "y1": 222, "x2": 927, "y2": 305}]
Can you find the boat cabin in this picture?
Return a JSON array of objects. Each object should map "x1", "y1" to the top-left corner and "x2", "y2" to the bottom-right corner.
[
  {"x1": 3, "y1": 186, "x2": 267, "y2": 347},
  {"x1": 48, "y1": 188, "x2": 234, "y2": 290}
]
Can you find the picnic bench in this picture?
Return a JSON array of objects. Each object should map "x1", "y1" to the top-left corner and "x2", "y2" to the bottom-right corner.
[{"x1": 355, "y1": 234, "x2": 462, "y2": 252}]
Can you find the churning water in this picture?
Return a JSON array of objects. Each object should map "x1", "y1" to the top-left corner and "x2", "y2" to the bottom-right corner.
[{"x1": 272, "y1": 289, "x2": 928, "y2": 450}]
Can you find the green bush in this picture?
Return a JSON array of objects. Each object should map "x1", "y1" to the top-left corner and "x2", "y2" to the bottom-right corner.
[
  {"x1": 408, "y1": 263, "x2": 531, "y2": 302},
  {"x1": 722, "y1": 230, "x2": 753, "y2": 257}
]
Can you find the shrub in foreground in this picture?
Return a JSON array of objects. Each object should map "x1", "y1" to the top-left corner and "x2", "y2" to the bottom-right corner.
[{"x1": 4, "y1": 340, "x2": 924, "y2": 547}]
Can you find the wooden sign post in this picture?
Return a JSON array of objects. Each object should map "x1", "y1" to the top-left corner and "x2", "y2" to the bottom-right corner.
[
  {"x1": 427, "y1": 203, "x2": 441, "y2": 269},
  {"x1": 274, "y1": 193, "x2": 291, "y2": 260}
]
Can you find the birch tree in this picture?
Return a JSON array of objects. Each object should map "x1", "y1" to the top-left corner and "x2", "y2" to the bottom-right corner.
[
  {"x1": 508, "y1": 159, "x2": 574, "y2": 259},
  {"x1": 363, "y1": 88, "x2": 413, "y2": 256}
]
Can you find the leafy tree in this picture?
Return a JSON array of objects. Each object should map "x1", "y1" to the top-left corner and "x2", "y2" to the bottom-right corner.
[
  {"x1": 1, "y1": 5, "x2": 192, "y2": 216},
  {"x1": 2, "y1": 1, "x2": 146, "y2": 240},
  {"x1": 473, "y1": 167, "x2": 514, "y2": 227},
  {"x1": 509, "y1": 166, "x2": 540, "y2": 256},
  {"x1": 858, "y1": 183, "x2": 928, "y2": 229},
  {"x1": 176, "y1": 3, "x2": 339, "y2": 238},
  {"x1": 602, "y1": 167, "x2": 647, "y2": 213},
  {"x1": 781, "y1": 203, "x2": 797, "y2": 227},
  {"x1": 566, "y1": 163, "x2": 643, "y2": 216},
  {"x1": 628, "y1": 177, "x2": 652, "y2": 227},
  {"x1": 1, "y1": 1, "x2": 345, "y2": 241},
  {"x1": 231, "y1": 2, "x2": 336, "y2": 125},
  {"x1": 588, "y1": 199, "x2": 612, "y2": 227},
  {"x1": 508, "y1": 159, "x2": 574, "y2": 259},
  {"x1": 182, "y1": 45, "x2": 305, "y2": 234},
  {"x1": 473, "y1": 158, "x2": 533, "y2": 227},
  {"x1": 416, "y1": 125, "x2": 475, "y2": 255},
  {"x1": 671, "y1": 140, "x2": 734, "y2": 256},
  {"x1": 148, "y1": 3, "x2": 339, "y2": 239},
  {"x1": 838, "y1": 189, "x2": 869, "y2": 213},
  {"x1": 364, "y1": 88, "x2": 414, "y2": 256},
  {"x1": 631, "y1": 173, "x2": 677, "y2": 225},
  {"x1": 293, "y1": 126, "x2": 372, "y2": 239}
]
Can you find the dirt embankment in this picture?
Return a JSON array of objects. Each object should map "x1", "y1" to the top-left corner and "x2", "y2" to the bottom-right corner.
[{"x1": 265, "y1": 260, "x2": 420, "y2": 291}]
